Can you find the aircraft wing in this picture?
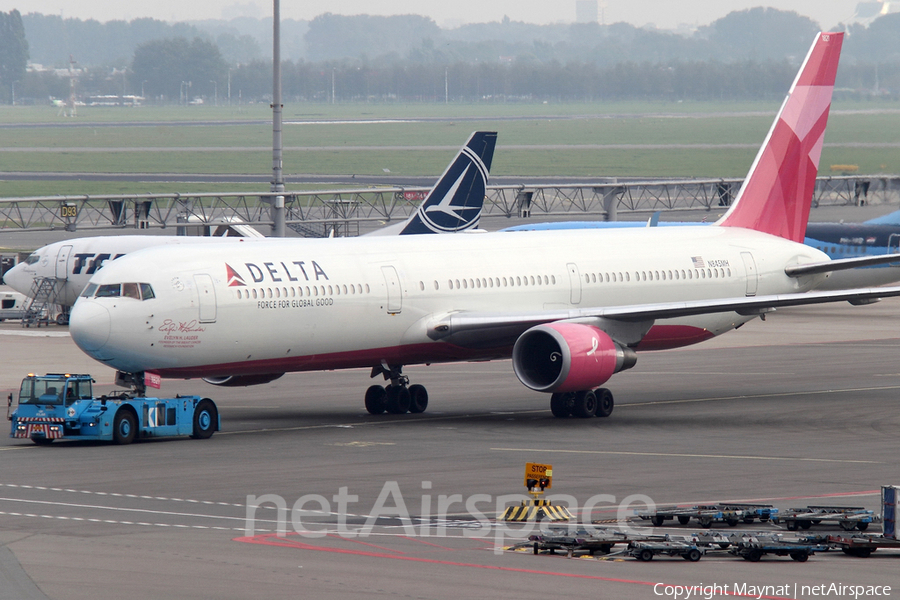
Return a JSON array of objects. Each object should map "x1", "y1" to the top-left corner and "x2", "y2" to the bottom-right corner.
[
  {"x1": 428, "y1": 285, "x2": 900, "y2": 348},
  {"x1": 863, "y1": 209, "x2": 900, "y2": 225},
  {"x1": 786, "y1": 253, "x2": 900, "y2": 277}
]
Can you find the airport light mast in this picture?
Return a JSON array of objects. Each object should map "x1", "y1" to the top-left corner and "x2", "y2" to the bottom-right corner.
[{"x1": 271, "y1": 0, "x2": 286, "y2": 237}]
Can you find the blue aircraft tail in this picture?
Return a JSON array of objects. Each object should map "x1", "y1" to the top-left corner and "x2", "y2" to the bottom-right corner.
[{"x1": 395, "y1": 131, "x2": 497, "y2": 235}]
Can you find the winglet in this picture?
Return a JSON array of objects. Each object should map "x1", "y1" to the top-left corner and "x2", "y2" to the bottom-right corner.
[
  {"x1": 397, "y1": 131, "x2": 497, "y2": 234},
  {"x1": 717, "y1": 32, "x2": 844, "y2": 242}
]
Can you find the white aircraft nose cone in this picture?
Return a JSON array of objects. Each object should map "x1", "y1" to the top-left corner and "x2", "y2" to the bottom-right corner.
[
  {"x1": 69, "y1": 300, "x2": 111, "y2": 353},
  {"x1": 2, "y1": 262, "x2": 28, "y2": 295}
]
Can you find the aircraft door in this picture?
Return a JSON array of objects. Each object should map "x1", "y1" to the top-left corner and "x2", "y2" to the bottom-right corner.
[
  {"x1": 889, "y1": 234, "x2": 900, "y2": 263},
  {"x1": 55, "y1": 245, "x2": 73, "y2": 279},
  {"x1": 381, "y1": 265, "x2": 402, "y2": 314},
  {"x1": 740, "y1": 251, "x2": 758, "y2": 297},
  {"x1": 567, "y1": 263, "x2": 582, "y2": 305},
  {"x1": 194, "y1": 274, "x2": 217, "y2": 323}
]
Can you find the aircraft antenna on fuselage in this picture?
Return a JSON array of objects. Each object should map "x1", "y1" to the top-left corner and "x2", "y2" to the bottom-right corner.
[{"x1": 716, "y1": 32, "x2": 844, "y2": 243}]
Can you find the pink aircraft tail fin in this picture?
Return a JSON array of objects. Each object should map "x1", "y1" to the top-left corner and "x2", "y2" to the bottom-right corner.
[{"x1": 717, "y1": 32, "x2": 844, "y2": 242}]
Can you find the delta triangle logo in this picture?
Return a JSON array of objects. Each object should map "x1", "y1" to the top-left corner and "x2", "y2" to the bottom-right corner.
[{"x1": 225, "y1": 263, "x2": 246, "y2": 287}]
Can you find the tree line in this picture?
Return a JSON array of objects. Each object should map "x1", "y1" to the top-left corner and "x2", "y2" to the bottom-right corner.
[
  {"x1": 3, "y1": 8, "x2": 900, "y2": 105},
  {"x1": 14, "y1": 8, "x2": 900, "y2": 67},
  {"x1": 0, "y1": 10, "x2": 28, "y2": 104},
  {"x1": 224, "y1": 59, "x2": 808, "y2": 104}
]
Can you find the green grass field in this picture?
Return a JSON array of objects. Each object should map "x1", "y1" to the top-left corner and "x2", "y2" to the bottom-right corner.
[{"x1": 1, "y1": 100, "x2": 897, "y2": 197}]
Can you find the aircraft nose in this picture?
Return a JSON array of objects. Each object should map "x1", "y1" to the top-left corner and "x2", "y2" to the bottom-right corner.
[
  {"x1": 69, "y1": 300, "x2": 111, "y2": 353},
  {"x1": 2, "y1": 262, "x2": 28, "y2": 295}
]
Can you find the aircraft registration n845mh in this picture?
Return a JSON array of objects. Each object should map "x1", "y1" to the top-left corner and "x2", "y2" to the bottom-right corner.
[{"x1": 68, "y1": 32, "x2": 900, "y2": 419}]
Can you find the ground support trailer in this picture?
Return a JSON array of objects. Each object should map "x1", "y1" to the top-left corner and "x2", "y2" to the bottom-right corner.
[
  {"x1": 628, "y1": 539, "x2": 706, "y2": 562},
  {"x1": 719, "y1": 503, "x2": 778, "y2": 525},
  {"x1": 8, "y1": 373, "x2": 219, "y2": 445},
  {"x1": 827, "y1": 535, "x2": 900, "y2": 557},
  {"x1": 728, "y1": 533, "x2": 828, "y2": 562},
  {"x1": 527, "y1": 528, "x2": 661, "y2": 557},
  {"x1": 824, "y1": 486, "x2": 900, "y2": 556},
  {"x1": 774, "y1": 506, "x2": 877, "y2": 532},
  {"x1": 635, "y1": 504, "x2": 777, "y2": 528}
]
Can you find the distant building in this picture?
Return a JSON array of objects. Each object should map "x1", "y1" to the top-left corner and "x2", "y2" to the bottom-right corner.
[{"x1": 575, "y1": 0, "x2": 598, "y2": 24}]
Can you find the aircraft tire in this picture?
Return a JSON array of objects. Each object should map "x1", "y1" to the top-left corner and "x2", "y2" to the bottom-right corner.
[
  {"x1": 385, "y1": 385, "x2": 411, "y2": 414},
  {"x1": 549, "y1": 393, "x2": 571, "y2": 418},
  {"x1": 364, "y1": 385, "x2": 387, "y2": 415},
  {"x1": 595, "y1": 388, "x2": 614, "y2": 418},
  {"x1": 408, "y1": 384, "x2": 428, "y2": 413},
  {"x1": 573, "y1": 390, "x2": 597, "y2": 418}
]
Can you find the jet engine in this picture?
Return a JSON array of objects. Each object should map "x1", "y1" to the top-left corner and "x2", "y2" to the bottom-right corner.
[
  {"x1": 512, "y1": 322, "x2": 636, "y2": 393},
  {"x1": 202, "y1": 373, "x2": 285, "y2": 387}
]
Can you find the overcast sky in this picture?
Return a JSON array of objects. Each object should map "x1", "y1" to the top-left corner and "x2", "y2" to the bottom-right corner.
[{"x1": 0, "y1": 0, "x2": 868, "y2": 30}]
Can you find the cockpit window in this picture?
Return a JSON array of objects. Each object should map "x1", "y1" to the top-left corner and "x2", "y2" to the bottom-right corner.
[
  {"x1": 95, "y1": 284, "x2": 121, "y2": 298},
  {"x1": 90, "y1": 283, "x2": 155, "y2": 301},
  {"x1": 122, "y1": 282, "x2": 140, "y2": 299},
  {"x1": 25, "y1": 253, "x2": 40, "y2": 265}
]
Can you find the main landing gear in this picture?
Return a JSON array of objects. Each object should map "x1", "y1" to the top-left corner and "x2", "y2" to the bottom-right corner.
[
  {"x1": 549, "y1": 388, "x2": 614, "y2": 419},
  {"x1": 364, "y1": 364, "x2": 428, "y2": 415}
]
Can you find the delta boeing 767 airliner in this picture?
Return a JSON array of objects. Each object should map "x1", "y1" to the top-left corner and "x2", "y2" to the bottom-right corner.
[{"x1": 68, "y1": 33, "x2": 900, "y2": 419}]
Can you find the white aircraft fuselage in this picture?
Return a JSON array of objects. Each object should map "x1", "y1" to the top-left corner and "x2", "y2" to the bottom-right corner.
[{"x1": 70, "y1": 226, "x2": 827, "y2": 378}]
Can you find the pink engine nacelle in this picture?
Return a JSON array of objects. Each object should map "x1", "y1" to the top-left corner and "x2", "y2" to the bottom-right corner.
[{"x1": 512, "y1": 322, "x2": 637, "y2": 393}]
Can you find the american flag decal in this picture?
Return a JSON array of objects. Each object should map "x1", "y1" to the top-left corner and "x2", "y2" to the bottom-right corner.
[{"x1": 691, "y1": 256, "x2": 705, "y2": 269}]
